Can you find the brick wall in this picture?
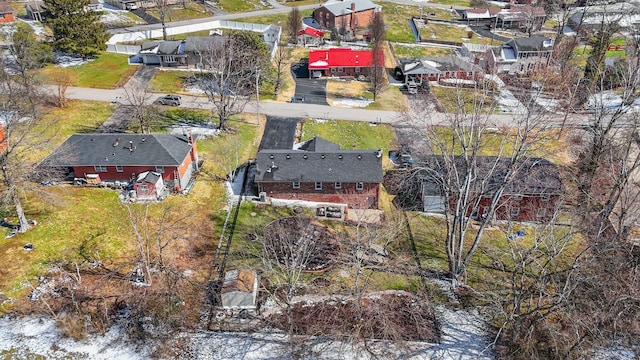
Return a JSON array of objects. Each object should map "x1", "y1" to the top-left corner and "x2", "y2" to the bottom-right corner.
[{"x1": 259, "y1": 181, "x2": 379, "y2": 209}]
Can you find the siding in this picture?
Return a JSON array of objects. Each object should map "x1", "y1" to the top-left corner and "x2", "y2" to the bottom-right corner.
[{"x1": 258, "y1": 181, "x2": 379, "y2": 209}]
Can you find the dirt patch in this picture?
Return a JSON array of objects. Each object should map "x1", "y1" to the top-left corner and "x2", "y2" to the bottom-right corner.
[
  {"x1": 263, "y1": 217, "x2": 339, "y2": 273},
  {"x1": 268, "y1": 290, "x2": 441, "y2": 342}
]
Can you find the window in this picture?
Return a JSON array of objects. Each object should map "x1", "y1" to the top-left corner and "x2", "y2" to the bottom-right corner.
[
  {"x1": 337, "y1": 67, "x2": 344, "y2": 73},
  {"x1": 541, "y1": 193, "x2": 550, "y2": 202},
  {"x1": 355, "y1": 67, "x2": 360, "y2": 73},
  {"x1": 510, "y1": 207, "x2": 520, "y2": 217},
  {"x1": 356, "y1": 182, "x2": 364, "y2": 191},
  {"x1": 315, "y1": 182, "x2": 322, "y2": 190},
  {"x1": 292, "y1": 181, "x2": 300, "y2": 189},
  {"x1": 155, "y1": 166, "x2": 164, "y2": 174},
  {"x1": 94, "y1": 165, "x2": 107, "y2": 172},
  {"x1": 514, "y1": 194, "x2": 523, "y2": 201},
  {"x1": 468, "y1": 71, "x2": 473, "y2": 77},
  {"x1": 319, "y1": 11, "x2": 322, "y2": 18},
  {"x1": 116, "y1": 165, "x2": 123, "y2": 173},
  {"x1": 331, "y1": 67, "x2": 336, "y2": 73},
  {"x1": 537, "y1": 208, "x2": 547, "y2": 218},
  {"x1": 326, "y1": 13, "x2": 329, "y2": 18},
  {"x1": 335, "y1": 182, "x2": 342, "y2": 189}
]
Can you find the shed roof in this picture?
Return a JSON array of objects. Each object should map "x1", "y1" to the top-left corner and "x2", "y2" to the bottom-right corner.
[
  {"x1": 43, "y1": 133, "x2": 195, "y2": 167},
  {"x1": 0, "y1": 1, "x2": 12, "y2": 14}
]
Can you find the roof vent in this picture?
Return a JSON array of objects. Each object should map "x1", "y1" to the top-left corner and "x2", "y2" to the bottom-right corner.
[
  {"x1": 338, "y1": 155, "x2": 343, "y2": 160},
  {"x1": 376, "y1": 149, "x2": 381, "y2": 158},
  {"x1": 357, "y1": 155, "x2": 362, "y2": 160},
  {"x1": 269, "y1": 154, "x2": 274, "y2": 159},
  {"x1": 113, "y1": 139, "x2": 119, "y2": 147},
  {"x1": 303, "y1": 154, "x2": 308, "y2": 159},
  {"x1": 141, "y1": 137, "x2": 146, "y2": 142},
  {"x1": 286, "y1": 154, "x2": 291, "y2": 159},
  {"x1": 321, "y1": 154, "x2": 326, "y2": 159}
]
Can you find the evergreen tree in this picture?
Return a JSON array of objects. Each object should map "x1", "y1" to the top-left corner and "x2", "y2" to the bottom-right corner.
[{"x1": 44, "y1": 0, "x2": 109, "y2": 58}]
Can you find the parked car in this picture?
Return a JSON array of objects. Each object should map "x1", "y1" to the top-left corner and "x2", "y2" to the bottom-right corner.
[
  {"x1": 159, "y1": 95, "x2": 181, "y2": 106},
  {"x1": 125, "y1": 2, "x2": 138, "y2": 10}
]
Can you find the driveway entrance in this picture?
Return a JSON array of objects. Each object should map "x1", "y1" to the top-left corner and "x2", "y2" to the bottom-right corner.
[{"x1": 291, "y1": 60, "x2": 328, "y2": 105}]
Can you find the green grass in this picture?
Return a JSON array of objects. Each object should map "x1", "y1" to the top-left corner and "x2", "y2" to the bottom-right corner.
[
  {"x1": 427, "y1": 0, "x2": 471, "y2": 7},
  {"x1": 154, "y1": 30, "x2": 211, "y2": 41},
  {"x1": 217, "y1": 0, "x2": 268, "y2": 13},
  {"x1": 235, "y1": 9, "x2": 313, "y2": 25},
  {"x1": 282, "y1": 0, "x2": 324, "y2": 6},
  {"x1": 148, "y1": 70, "x2": 192, "y2": 93},
  {"x1": 430, "y1": 85, "x2": 498, "y2": 114},
  {"x1": 378, "y1": 1, "x2": 420, "y2": 43},
  {"x1": 392, "y1": 44, "x2": 455, "y2": 58},
  {"x1": 300, "y1": 119, "x2": 397, "y2": 154},
  {"x1": 146, "y1": 2, "x2": 212, "y2": 22},
  {"x1": 0, "y1": 188, "x2": 135, "y2": 300},
  {"x1": 419, "y1": 22, "x2": 493, "y2": 45},
  {"x1": 39, "y1": 52, "x2": 138, "y2": 89}
]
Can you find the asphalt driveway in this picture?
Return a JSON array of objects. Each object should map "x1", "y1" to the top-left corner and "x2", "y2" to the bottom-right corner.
[
  {"x1": 291, "y1": 60, "x2": 328, "y2": 105},
  {"x1": 259, "y1": 116, "x2": 300, "y2": 150}
]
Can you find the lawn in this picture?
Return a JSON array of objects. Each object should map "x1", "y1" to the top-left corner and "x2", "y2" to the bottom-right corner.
[
  {"x1": 282, "y1": 0, "x2": 324, "y2": 6},
  {"x1": 38, "y1": 52, "x2": 138, "y2": 89},
  {"x1": 428, "y1": 126, "x2": 571, "y2": 165},
  {"x1": 326, "y1": 78, "x2": 409, "y2": 112},
  {"x1": 217, "y1": 0, "x2": 269, "y2": 13},
  {"x1": 392, "y1": 44, "x2": 455, "y2": 58},
  {"x1": 148, "y1": 70, "x2": 193, "y2": 94},
  {"x1": 378, "y1": 1, "x2": 421, "y2": 43},
  {"x1": 427, "y1": 0, "x2": 471, "y2": 7},
  {"x1": 146, "y1": 2, "x2": 212, "y2": 21},
  {"x1": 430, "y1": 85, "x2": 498, "y2": 114},
  {"x1": 152, "y1": 30, "x2": 211, "y2": 41},
  {"x1": 418, "y1": 22, "x2": 493, "y2": 45},
  {"x1": 235, "y1": 8, "x2": 313, "y2": 27}
]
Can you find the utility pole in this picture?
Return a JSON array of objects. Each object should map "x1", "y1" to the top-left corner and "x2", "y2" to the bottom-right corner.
[{"x1": 256, "y1": 67, "x2": 261, "y2": 127}]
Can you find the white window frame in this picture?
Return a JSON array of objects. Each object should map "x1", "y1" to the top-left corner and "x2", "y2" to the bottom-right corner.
[
  {"x1": 326, "y1": 13, "x2": 329, "y2": 19},
  {"x1": 155, "y1": 166, "x2": 165, "y2": 174},
  {"x1": 315, "y1": 182, "x2": 322, "y2": 191},
  {"x1": 537, "y1": 208, "x2": 547, "y2": 218},
  {"x1": 355, "y1": 67, "x2": 360, "y2": 73},
  {"x1": 514, "y1": 194, "x2": 523, "y2": 201},
  {"x1": 337, "y1": 67, "x2": 344, "y2": 73},
  {"x1": 541, "y1": 193, "x2": 550, "y2": 202},
  {"x1": 356, "y1": 182, "x2": 364, "y2": 191},
  {"x1": 116, "y1": 165, "x2": 123, "y2": 173},
  {"x1": 292, "y1": 181, "x2": 300, "y2": 189},
  {"x1": 94, "y1": 165, "x2": 107, "y2": 172},
  {"x1": 335, "y1": 182, "x2": 342, "y2": 189}
]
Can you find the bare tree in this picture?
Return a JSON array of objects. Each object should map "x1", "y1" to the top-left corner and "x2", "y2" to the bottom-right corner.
[
  {"x1": 287, "y1": 7, "x2": 301, "y2": 44},
  {"x1": 194, "y1": 34, "x2": 264, "y2": 131},
  {"x1": 121, "y1": 81, "x2": 157, "y2": 134},
  {"x1": 45, "y1": 67, "x2": 77, "y2": 108},
  {"x1": 272, "y1": 43, "x2": 290, "y2": 96},
  {"x1": 153, "y1": 0, "x2": 171, "y2": 41},
  {"x1": 370, "y1": 44, "x2": 386, "y2": 102}
]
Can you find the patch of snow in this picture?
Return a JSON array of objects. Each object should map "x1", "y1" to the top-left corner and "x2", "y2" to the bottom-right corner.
[
  {"x1": 591, "y1": 347, "x2": 637, "y2": 360},
  {"x1": 17, "y1": 19, "x2": 46, "y2": 37},
  {"x1": 168, "y1": 123, "x2": 220, "y2": 138},
  {"x1": 587, "y1": 91, "x2": 623, "y2": 110},
  {"x1": 55, "y1": 53, "x2": 94, "y2": 68},
  {"x1": 332, "y1": 98, "x2": 373, "y2": 108}
]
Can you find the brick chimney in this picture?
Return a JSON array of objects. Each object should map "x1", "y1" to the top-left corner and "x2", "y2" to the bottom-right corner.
[
  {"x1": 350, "y1": 2, "x2": 356, "y2": 29},
  {"x1": 188, "y1": 131, "x2": 199, "y2": 172}
]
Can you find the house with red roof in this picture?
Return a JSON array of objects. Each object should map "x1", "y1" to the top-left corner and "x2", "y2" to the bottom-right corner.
[
  {"x1": 297, "y1": 27, "x2": 325, "y2": 46},
  {"x1": 0, "y1": 1, "x2": 14, "y2": 23},
  {"x1": 308, "y1": 48, "x2": 383, "y2": 78}
]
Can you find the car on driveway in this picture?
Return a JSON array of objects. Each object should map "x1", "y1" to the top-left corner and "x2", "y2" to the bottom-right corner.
[{"x1": 159, "y1": 94, "x2": 181, "y2": 106}]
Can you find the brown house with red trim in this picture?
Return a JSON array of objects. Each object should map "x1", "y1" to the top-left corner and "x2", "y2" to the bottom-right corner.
[
  {"x1": 42, "y1": 133, "x2": 199, "y2": 192},
  {"x1": 313, "y1": 0, "x2": 381, "y2": 34},
  {"x1": 420, "y1": 156, "x2": 564, "y2": 222},
  {"x1": 254, "y1": 137, "x2": 383, "y2": 209},
  {"x1": 395, "y1": 56, "x2": 483, "y2": 86},
  {"x1": 0, "y1": 1, "x2": 15, "y2": 23}
]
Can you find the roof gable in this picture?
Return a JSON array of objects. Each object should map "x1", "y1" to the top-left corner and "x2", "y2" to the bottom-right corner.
[{"x1": 43, "y1": 133, "x2": 194, "y2": 167}]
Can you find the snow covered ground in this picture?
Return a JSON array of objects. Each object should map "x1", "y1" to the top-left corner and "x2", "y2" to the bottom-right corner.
[{"x1": 332, "y1": 98, "x2": 374, "y2": 108}]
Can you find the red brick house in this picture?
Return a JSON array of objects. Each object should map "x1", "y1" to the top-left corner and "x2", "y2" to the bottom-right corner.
[
  {"x1": 420, "y1": 156, "x2": 564, "y2": 222},
  {"x1": 0, "y1": 1, "x2": 15, "y2": 23},
  {"x1": 395, "y1": 56, "x2": 483, "y2": 86},
  {"x1": 42, "y1": 133, "x2": 199, "y2": 192},
  {"x1": 308, "y1": 48, "x2": 383, "y2": 78},
  {"x1": 313, "y1": 0, "x2": 381, "y2": 34},
  {"x1": 254, "y1": 137, "x2": 383, "y2": 209}
]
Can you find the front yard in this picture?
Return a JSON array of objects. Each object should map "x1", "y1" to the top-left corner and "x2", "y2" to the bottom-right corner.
[{"x1": 38, "y1": 52, "x2": 138, "y2": 89}]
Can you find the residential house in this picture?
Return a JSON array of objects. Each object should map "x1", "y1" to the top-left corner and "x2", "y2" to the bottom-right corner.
[
  {"x1": 182, "y1": 35, "x2": 226, "y2": 69},
  {"x1": 139, "y1": 40, "x2": 187, "y2": 67},
  {"x1": 41, "y1": 133, "x2": 199, "y2": 192},
  {"x1": 254, "y1": 137, "x2": 383, "y2": 209},
  {"x1": 494, "y1": 5, "x2": 546, "y2": 31},
  {"x1": 133, "y1": 171, "x2": 165, "y2": 200},
  {"x1": 88, "y1": 0, "x2": 103, "y2": 12},
  {"x1": 484, "y1": 35, "x2": 554, "y2": 74},
  {"x1": 395, "y1": 56, "x2": 483, "y2": 86},
  {"x1": 297, "y1": 26, "x2": 325, "y2": 47},
  {"x1": 313, "y1": 0, "x2": 381, "y2": 34},
  {"x1": 308, "y1": 48, "x2": 383, "y2": 78},
  {"x1": 461, "y1": 8, "x2": 501, "y2": 25},
  {"x1": 420, "y1": 156, "x2": 564, "y2": 222},
  {"x1": 0, "y1": 1, "x2": 14, "y2": 23},
  {"x1": 221, "y1": 269, "x2": 259, "y2": 314},
  {"x1": 104, "y1": 0, "x2": 180, "y2": 10},
  {"x1": 568, "y1": 2, "x2": 640, "y2": 34},
  {"x1": 25, "y1": 1, "x2": 45, "y2": 22}
]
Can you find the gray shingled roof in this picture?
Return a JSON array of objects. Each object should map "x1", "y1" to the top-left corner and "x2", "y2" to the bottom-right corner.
[
  {"x1": 298, "y1": 136, "x2": 340, "y2": 152},
  {"x1": 183, "y1": 35, "x2": 227, "y2": 53},
  {"x1": 509, "y1": 35, "x2": 553, "y2": 52},
  {"x1": 140, "y1": 41, "x2": 184, "y2": 55},
  {"x1": 43, "y1": 134, "x2": 194, "y2": 167},
  {"x1": 322, "y1": 0, "x2": 379, "y2": 16},
  {"x1": 255, "y1": 138, "x2": 383, "y2": 183}
]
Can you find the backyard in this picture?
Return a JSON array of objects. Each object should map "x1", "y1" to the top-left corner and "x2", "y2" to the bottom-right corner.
[{"x1": 38, "y1": 52, "x2": 138, "y2": 89}]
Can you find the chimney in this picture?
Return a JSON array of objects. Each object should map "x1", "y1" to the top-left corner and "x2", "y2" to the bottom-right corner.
[
  {"x1": 188, "y1": 131, "x2": 200, "y2": 172},
  {"x1": 351, "y1": 2, "x2": 355, "y2": 11},
  {"x1": 129, "y1": 141, "x2": 134, "y2": 152}
]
